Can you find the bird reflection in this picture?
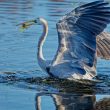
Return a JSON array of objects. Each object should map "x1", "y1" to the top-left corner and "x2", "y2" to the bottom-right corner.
[
  {"x1": 35, "y1": 93, "x2": 110, "y2": 110},
  {"x1": 35, "y1": 93, "x2": 95, "y2": 110}
]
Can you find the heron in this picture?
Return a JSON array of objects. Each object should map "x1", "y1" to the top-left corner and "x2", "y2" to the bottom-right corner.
[{"x1": 18, "y1": 0, "x2": 110, "y2": 81}]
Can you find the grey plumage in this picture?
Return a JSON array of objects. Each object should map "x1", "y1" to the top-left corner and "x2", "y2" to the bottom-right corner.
[{"x1": 50, "y1": 0, "x2": 110, "y2": 79}]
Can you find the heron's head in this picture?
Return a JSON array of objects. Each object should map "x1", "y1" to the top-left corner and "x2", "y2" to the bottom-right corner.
[{"x1": 17, "y1": 17, "x2": 43, "y2": 31}]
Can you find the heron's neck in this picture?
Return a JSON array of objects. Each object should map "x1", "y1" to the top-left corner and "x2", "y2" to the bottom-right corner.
[{"x1": 37, "y1": 18, "x2": 48, "y2": 63}]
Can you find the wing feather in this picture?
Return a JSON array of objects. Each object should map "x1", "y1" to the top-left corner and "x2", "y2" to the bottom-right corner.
[
  {"x1": 97, "y1": 32, "x2": 110, "y2": 59},
  {"x1": 50, "y1": 0, "x2": 110, "y2": 79}
]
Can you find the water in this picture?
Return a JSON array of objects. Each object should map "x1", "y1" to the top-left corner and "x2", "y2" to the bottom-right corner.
[{"x1": 0, "y1": 0, "x2": 110, "y2": 110}]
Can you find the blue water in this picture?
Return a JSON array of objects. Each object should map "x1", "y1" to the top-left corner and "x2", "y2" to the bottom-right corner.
[{"x1": 0, "y1": 0, "x2": 110, "y2": 110}]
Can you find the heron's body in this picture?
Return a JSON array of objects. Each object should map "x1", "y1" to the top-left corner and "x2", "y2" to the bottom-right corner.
[
  {"x1": 19, "y1": 0, "x2": 110, "y2": 81},
  {"x1": 37, "y1": 18, "x2": 110, "y2": 80}
]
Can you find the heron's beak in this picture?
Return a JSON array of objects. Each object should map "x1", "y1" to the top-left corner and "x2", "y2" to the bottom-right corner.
[{"x1": 17, "y1": 20, "x2": 36, "y2": 32}]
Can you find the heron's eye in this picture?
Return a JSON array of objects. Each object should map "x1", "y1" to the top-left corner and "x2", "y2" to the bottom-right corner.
[{"x1": 34, "y1": 20, "x2": 37, "y2": 23}]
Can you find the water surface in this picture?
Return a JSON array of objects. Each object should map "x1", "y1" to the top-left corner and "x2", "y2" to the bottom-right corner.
[{"x1": 0, "y1": 0, "x2": 110, "y2": 110}]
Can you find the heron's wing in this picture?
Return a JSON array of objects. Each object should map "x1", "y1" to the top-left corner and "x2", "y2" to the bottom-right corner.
[
  {"x1": 96, "y1": 32, "x2": 110, "y2": 59},
  {"x1": 50, "y1": 0, "x2": 110, "y2": 79}
]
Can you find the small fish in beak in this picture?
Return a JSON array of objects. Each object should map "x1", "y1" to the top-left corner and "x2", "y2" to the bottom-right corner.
[{"x1": 17, "y1": 20, "x2": 36, "y2": 32}]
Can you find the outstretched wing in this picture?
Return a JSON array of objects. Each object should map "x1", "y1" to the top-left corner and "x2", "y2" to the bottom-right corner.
[
  {"x1": 50, "y1": 0, "x2": 110, "y2": 79},
  {"x1": 97, "y1": 32, "x2": 110, "y2": 59}
]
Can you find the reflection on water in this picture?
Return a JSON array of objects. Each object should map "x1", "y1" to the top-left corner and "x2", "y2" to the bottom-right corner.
[
  {"x1": 36, "y1": 93, "x2": 95, "y2": 110},
  {"x1": 0, "y1": 84, "x2": 110, "y2": 110},
  {"x1": 0, "y1": 0, "x2": 110, "y2": 110},
  {"x1": 36, "y1": 93, "x2": 110, "y2": 110}
]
